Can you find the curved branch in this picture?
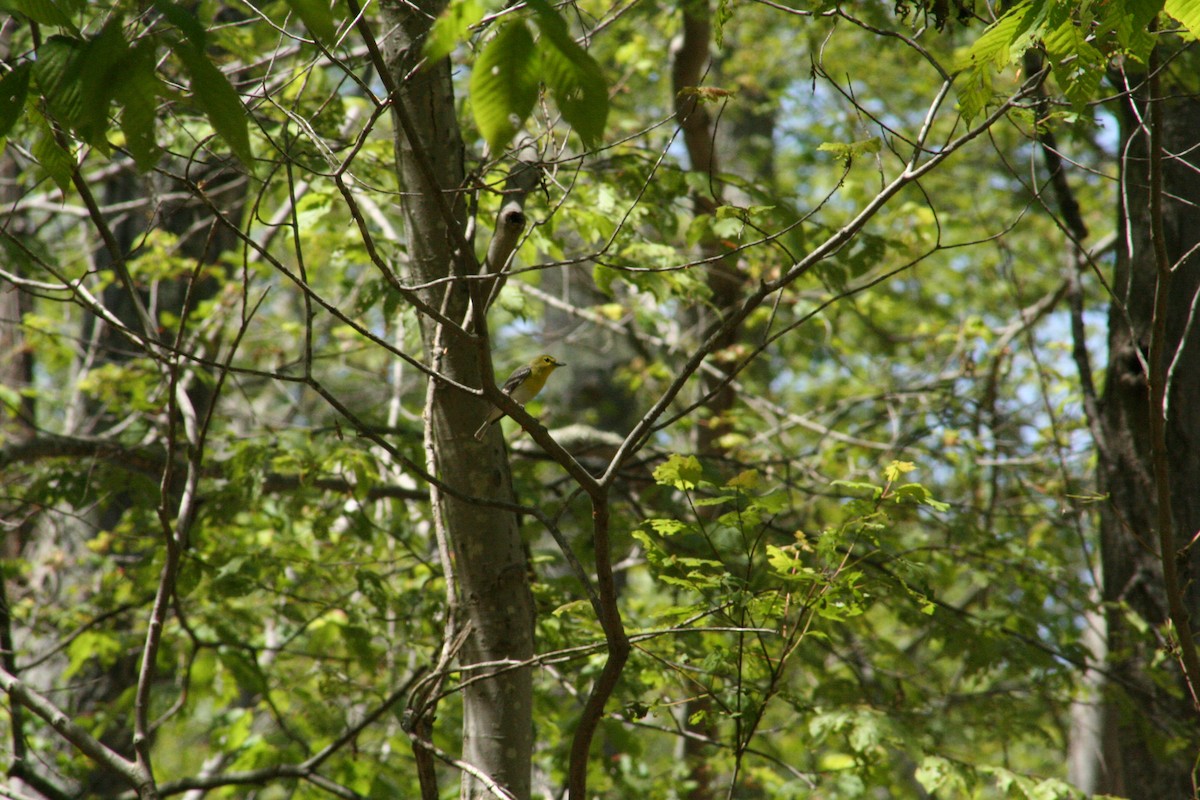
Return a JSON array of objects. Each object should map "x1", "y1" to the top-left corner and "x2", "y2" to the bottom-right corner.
[{"x1": 566, "y1": 496, "x2": 629, "y2": 800}]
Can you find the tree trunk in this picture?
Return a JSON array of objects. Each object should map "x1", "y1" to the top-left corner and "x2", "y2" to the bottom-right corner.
[
  {"x1": 378, "y1": 3, "x2": 534, "y2": 798},
  {"x1": 1095, "y1": 48, "x2": 1200, "y2": 797}
]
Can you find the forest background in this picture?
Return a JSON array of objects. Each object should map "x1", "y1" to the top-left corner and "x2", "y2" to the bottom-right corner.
[{"x1": 2, "y1": 0, "x2": 1200, "y2": 798}]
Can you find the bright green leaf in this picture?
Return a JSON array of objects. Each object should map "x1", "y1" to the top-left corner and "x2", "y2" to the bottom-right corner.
[
  {"x1": 1043, "y1": 19, "x2": 1104, "y2": 107},
  {"x1": 817, "y1": 137, "x2": 881, "y2": 164},
  {"x1": 953, "y1": 1, "x2": 1034, "y2": 122},
  {"x1": 65, "y1": 630, "x2": 122, "y2": 679},
  {"x1": 653, "y1": 453, "x2": 703, "y2": 490},
  {"x1": 1166, "y1": 0, "x2": 1200, "y2": 38},
  {"x1": 892, "y1": 483, "x2": 950, "y2": 511},
  {"x1": 954, "y1": 63, "x2": 994, "y2": 124},
  {"x1": 425, "y1": 0, "x2": 487, "y2": 63},
  {"x1": 647, "y1": 518, "x2": 689, "y2": 536},
  {"x1": 956, "y1": 1, "x2": 1033, "y2": 72},
  {"x1": 767, "y1": 545, "x2": 818, "y2": 584},
  {"x1": 469, "y1": 20, "x2": 538, "y2": 155}
]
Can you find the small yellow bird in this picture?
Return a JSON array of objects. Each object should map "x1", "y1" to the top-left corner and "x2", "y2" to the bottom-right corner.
[{"x1": 474, "y1": 355, "x2": 565, "y2": 442}]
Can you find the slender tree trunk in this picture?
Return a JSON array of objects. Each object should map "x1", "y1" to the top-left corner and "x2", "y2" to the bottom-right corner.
[
  {"x1": 1094, "y1": 49, "x2": 1200, "y2": 797},
  {"x1": 0, "y1": 114, "x2": 43, "y2": 799},
  {"x1": 672, "y1": 1, "x2": 745, "y2": 457},
  {"x1": 0, "y1": 153, "x2": 35, "y2": 548},
  {"x1": 378, "y1": 3, "x2": 534, "y2": 798}
]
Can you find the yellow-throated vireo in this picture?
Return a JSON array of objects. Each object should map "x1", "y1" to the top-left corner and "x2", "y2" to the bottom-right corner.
[{"x1": 474, "y1": 355, "x2": 565, "y2": 442}]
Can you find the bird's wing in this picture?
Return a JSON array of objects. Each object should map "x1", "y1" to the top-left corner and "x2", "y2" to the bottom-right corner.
[{"x1": 500, "y1": 365, "x2": 532, "y2": 394}]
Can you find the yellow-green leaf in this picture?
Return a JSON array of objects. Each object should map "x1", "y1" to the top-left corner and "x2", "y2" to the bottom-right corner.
[
  {"x1": 653, "y1": 453, "x2": 703, "y2": 490},
  {"x1": 1166, "y1": 0, "x2": 1200, "y2": 38}
]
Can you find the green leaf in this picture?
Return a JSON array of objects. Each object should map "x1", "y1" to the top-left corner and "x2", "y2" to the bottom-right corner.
[
  {"x1": 77, "y1": 17, "x2": 130, "y2": 147},
  {"x1": 0, "y1": 62, "x2": 32, "y2": 139},
  {"x1": 891, "y1": 483, "x2": 950, "y2": 511},
  {"x1": 1165, "y1": 0, "x2": 1200, "y2": 38},
  {"x1": 425, "y1": 0, "x2": 487, "y2": 63},
  {"x1": 114, "y1": 41, "x2": 161, "y2": 170},
  {"x1": 0, "y1": 0, "x2": 83, "y2": 30},
  {"x1": 593, "y1": 263, "x2": 618, "y2": 296},
  {"x1": 955, "y1": 1, "x2": 1033, "y2": 72},
  {"x1": 154, "y1": 0, "x2": 208, "y2": 48},
  {"x1": 751, "y1": 490, "x2": 788, "y2": 515},
  {"x1": 469, "y1": 20, "x2": 538, "y2": 155},
  {"x1": 551, "y1": 599, "x2": 590, "y2": 617},
  {"x1": 1125, "y1": 0, "x2": 1165, "y2": 33},
  {"x1": 34, "y1": 35, "x2": 86, "y2": 130},
  {"x1": 340, "y1": 622, "x2": 376, "y2": 665},
  {"x1": 528, "y1": 0, "x2": 608, "y2": 147},
  {"x1": 653, "y1": 453, "x2": 703, "y2": 490},
  {"x1": 953, "y1": 0, "x2": 1034, "y2": 122},
  {"x1": 1043, "y1": 19, "x2": 1104, "y2": 107},
  {"x1": 715, "y1": 0, "x2": 735, "y2": 48},
  {"x1": 286, "y1": 0, "x2": 337, "y2": 44},
  {"x1": 726, "y1": 469, "x2": 759, "y2": 490},
  {"x1": 171, "y1": 41, "x2": 253, "y2": 166},
  {"x1": 29, "y1": 108, "x2": 74, "y2": 191},
  {"x1": 218, "y1": 648, "x2": 267, "y2": 696},
  {"x1": 766, "y1": 545, "x2": 820, "y2": 584},
  {"x1": 955, "y1": 63, "x2": 993, "y2": 124}
]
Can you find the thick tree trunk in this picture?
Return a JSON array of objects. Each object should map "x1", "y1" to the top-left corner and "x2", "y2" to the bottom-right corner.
[
  {"x1": 1095, "y1": 50, "x2": 1200, "y2": 797},
  {"x1": 378, "y1": 3, "x2": 534, "y2": 798}
]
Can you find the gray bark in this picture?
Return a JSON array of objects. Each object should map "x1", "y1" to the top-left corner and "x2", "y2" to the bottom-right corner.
[{"x1": 378, "y1": 3, "x2": 534, "y2": 797}]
